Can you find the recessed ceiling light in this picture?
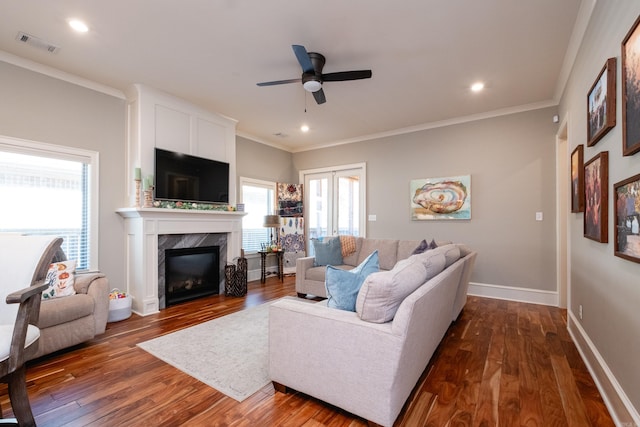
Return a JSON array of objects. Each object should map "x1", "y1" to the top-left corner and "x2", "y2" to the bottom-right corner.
[
  {"x1": 68, "y1": 19, "x2": 89, "y2": 33},
  {"x1": 471, "y1": 82, "x2": 485, "y2": 92},
  {"x1": 300, "y1": 124, "x2": 310, "y2": 133}
]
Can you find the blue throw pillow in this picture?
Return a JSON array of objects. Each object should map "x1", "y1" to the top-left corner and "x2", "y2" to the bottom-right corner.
[
  {"x1": 326, "y1": 250, "x2": 379, "y2": 311},
  {"x1": 313, "y1": 236, "x2": 343, "y2": 266}
]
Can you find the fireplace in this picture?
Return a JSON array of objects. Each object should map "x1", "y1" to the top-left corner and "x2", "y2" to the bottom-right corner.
[{"x1": 164, "y1": 245, "x2": 220, "y2": 306}]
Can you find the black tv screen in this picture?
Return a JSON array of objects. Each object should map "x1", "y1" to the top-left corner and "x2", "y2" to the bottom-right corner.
[{"x1": 154, "y1": 148, "x2": 229, "y2": 204}]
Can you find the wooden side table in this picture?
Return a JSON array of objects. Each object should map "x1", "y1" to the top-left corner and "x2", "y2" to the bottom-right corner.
[{"x1": 258, "y1": 250, "x2": 284, "y2": 283}]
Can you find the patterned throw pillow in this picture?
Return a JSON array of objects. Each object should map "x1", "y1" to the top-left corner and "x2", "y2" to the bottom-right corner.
[
  {"x1": 42, "y1": 260, "x2": 77, "y2": 299},
  {"x1": 339, "y1": 235, "x2": 357, "y2": 258}
]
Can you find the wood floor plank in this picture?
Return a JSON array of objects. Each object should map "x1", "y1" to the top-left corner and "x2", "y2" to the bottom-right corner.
[{"x1": 0, "y1": 277, "x2": 614, "y2": 426}]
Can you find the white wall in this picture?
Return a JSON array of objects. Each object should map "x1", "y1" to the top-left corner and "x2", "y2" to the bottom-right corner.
[{"x1": 559, "y1": 0, "x2": 640, "y2": 423}]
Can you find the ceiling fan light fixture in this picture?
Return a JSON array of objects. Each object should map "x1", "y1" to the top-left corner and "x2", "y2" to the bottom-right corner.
[{"x1": 303, "y1": 80, "x2": 322, "y2": 93}]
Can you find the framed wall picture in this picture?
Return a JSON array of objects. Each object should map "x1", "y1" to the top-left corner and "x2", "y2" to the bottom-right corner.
[
  {"x1": 410, "y1": 175, "x2": 471, "y2": 220},
  {"x1": 571, "y1": 145, "x2": 585, "y2": 212},
  {"x1": 614, "y1": 173, "x2": 640, "y2": 263},
  {"x1": 622, "y1": 15, "x2": 640, "y2": 156},
  {"x1": 584, "y1": 151, "x2": 608, "y2": 243},
  {"x1": 587, "y1": 58, "x2": 616, "y2": 147}
]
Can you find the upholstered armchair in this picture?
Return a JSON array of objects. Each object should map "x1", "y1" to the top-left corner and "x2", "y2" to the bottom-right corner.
[{"x1": 0, "y1": 235, "x2": 62, "y2": 426}]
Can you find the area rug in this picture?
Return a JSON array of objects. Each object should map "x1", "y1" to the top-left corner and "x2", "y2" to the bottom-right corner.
[{"x1": 137, "y1": 299, "x2": 279, "y2": 402}]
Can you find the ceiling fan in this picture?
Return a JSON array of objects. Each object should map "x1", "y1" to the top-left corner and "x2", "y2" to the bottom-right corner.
[{"x1": 256, "y1": 45, "x2": 372, "y2": 104}]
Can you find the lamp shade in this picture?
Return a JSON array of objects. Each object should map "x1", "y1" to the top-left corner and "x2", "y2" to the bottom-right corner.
[{"x1": 263, "y1": 215, "x2": 281, "y2": 228}]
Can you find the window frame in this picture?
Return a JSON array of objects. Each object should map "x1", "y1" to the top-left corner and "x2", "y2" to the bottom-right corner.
[
  {"x1": 239, "y1": 176, "x2": 277, "y2": 254},
  {"x1": 0, "y1": 135, "x2": 100, "y2": 271}
]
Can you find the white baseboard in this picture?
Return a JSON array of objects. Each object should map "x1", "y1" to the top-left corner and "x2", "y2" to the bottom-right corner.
[
  {"x1": 467, "y1": 282, "x2": 558, "y2": 306},
  {"x1": 567, "y1": 312, "x2": 640, "y2": 427}
]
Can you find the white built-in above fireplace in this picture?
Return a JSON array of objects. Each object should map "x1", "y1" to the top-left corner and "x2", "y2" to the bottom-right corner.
[{"x1": 116, "y1": 207, "x2": 246, "y2": 316}]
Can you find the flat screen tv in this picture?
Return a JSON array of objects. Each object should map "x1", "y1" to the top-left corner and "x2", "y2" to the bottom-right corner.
[{"x1": 154, "y1": 148, "x2": 229, "y2": 204}]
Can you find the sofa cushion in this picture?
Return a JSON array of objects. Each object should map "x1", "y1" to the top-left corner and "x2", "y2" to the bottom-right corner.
[
  {"x1": 430, "y1": 244, "x2": 461, "y2": 267},
  {"x1": 357, "y1": 239, "x2": 399, "y2": 271},
  {"x1": 396, "y1": 240, "x2": 422, "y2": 261},
  {"x1": 42, "y1": 260, "x2": 77, "y2": 300},
  {"x1": 356, "y1": 253, "x2": 443, "y2": 323},
  {"x1": 326, "y1": 250, "x2": 379, "y2": 311},
  {"x1": 38, "y1": 294, "x2": 95, "y2": 328},
  {"x1": 313, "y1": 237, "x2": 343, "y2": 266}
]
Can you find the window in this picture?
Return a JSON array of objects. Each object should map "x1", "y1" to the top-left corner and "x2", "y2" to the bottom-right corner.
[
  {"x1": 239, "y1": 177, "x2": 276, "y2": 253},
  {"x1": 0, "y1": 136, "x2": 99, "y2": 271}
]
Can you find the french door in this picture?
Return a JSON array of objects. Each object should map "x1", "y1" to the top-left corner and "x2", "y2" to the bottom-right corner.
[{"x1": 301, "y1": 163, "x2": 366, "y2": 249}]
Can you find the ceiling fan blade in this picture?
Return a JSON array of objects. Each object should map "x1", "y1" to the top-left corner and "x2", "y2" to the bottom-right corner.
[
  {"x1": 292, "y1": 45, "x2": 315, "y2": 74},
  {"x1": 322, "y1": 70, "x2": 372, "y2": 82},
  {"x1": 313, "y1": 88, "x2": 326, "y2": 104},
  {"x1": 256, "y1": 78, "x2": 301, "y2": 87}
]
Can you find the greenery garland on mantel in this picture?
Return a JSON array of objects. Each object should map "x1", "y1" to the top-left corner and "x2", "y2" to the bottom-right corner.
[{"x1": 152, "y1": 200, "x2": 238, "y2": 211}]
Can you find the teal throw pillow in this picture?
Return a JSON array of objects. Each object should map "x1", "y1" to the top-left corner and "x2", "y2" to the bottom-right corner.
[
  {"x1": 326, "y1": 250, "x2": 379, "y2": 311},
  {"x1": 313, "y1": 236, "x2": 343, "y2": 266}
]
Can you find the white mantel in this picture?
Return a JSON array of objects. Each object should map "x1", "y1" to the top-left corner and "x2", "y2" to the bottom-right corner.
[{"x1": 116, "y1": 208, "x2": 245, "y2": 316}]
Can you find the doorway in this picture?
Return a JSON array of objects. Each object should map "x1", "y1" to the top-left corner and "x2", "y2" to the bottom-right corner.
[{"x1": 300, "y1": 163, "x2": 366, "y2": 249}]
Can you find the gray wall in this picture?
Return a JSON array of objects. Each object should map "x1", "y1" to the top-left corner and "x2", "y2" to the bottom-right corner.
[
  {"x1": 559, "y1": 0, "x2": 640, "y2": 413},
  {"x1": 235, "y1": 136, "x2": 296, "y2": 185},
  {"x1": 235, "y1": 135, "x2": 296, "y2": 271},
  {"x1": 0, "y1": 61, "x2": 127, "y2": 290},
  {"x1": 293, "y1": 107, "x2": 559, "y2": 291}
]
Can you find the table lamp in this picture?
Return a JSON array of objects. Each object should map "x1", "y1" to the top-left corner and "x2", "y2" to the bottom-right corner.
[{"x1": 263, "y1": 214, "x2": 281, "y2": 247}]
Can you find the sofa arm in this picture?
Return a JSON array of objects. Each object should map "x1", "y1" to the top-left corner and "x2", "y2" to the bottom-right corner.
[
  {"x1": 269, "y1": 298, "x2": 400, "y2": 425},
  {"x1": 74, "y1": 272, "x2": 105, "y2": 294},
  {"x1": 295, "y1": 256, "x2": 315, "y2": 279},
  {"x1": 74, "y1": 272, "x2": 110, "y2": 335}
]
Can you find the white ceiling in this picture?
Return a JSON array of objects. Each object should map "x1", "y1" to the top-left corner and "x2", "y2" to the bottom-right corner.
[{"x1": 0, "y1": 0, "x2": 585, "y2": 152}]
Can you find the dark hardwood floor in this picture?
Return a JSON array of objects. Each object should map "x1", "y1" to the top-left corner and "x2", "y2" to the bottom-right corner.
[{"x1": 1, "y1": 276, "x2": 614, "y2": 426}]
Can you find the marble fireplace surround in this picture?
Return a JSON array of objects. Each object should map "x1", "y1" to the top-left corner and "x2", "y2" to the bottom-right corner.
[
  {"x1": 116, "y1": 208, "x2": 245, "y2": 316},
  {"x1": 158, "y1": 233, "x2": 227, "y2": 309}
]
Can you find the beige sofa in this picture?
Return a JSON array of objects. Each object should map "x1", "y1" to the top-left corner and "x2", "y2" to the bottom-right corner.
[
  {"x1": 296, "y1": 237, "x2": 445, "y2": 298},
  {"x1": 270, "y1": 244, "x2": 477, "y2": 427},
  {"x1": 30, "y1": 272, "x2": 110, "y2": 360}
]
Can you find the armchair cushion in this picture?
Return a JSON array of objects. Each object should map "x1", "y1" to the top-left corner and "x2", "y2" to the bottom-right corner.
[{"x1": 38, "y1": 295, "x2": 94, "y2": 328}]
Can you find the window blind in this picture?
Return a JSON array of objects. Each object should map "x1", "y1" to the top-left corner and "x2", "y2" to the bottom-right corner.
[{"x1": 0, "y1": 150, "x2": 92, "y2": 270}]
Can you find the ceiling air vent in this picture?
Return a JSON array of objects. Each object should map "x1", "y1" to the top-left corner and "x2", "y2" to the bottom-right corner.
[{"x1": 15, "y1": 31, "x2": 60, "y2": 54}]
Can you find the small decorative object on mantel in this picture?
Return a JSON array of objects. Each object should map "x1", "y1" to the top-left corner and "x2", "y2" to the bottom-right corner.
[
  {"x1": 151, "y1": 200, "x2": 238, "y2": 211},
  {"x1": 134, "y1": 167, "x2": 142, "y2": 208},
  {"x1": 142, "y1": 175, "x2": 154, "y2": 208}
]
